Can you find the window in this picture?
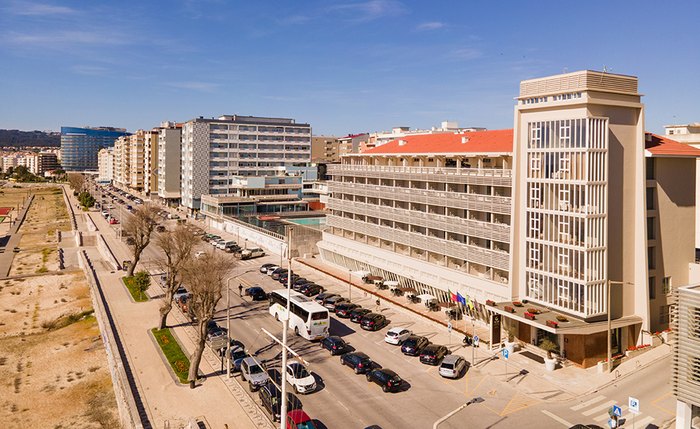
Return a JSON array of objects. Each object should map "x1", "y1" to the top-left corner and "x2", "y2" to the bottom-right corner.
[
  {"x1": 659, "y1": 305, "x2": 670, "y2": 324},
  {"x1": 559, "y1": 188, "x2": 570, "y2": 210},
  {"x1": 662, "y1": 276, "x2": 672, "y2": 295},
  {"x1": 646, "y1": 187, "x2": 655, "y2": 210},
  {"x1": 559, "y1": 219, "x2": 570, "y2": 239},
  {"x1": 647, "y1": 217, "x2": 655, "y2": 240},
  {"x1": 646, "y1": 157, "x2": 655, "y2": 180},
  {"x1": 648, "y1": 247, "x2": 656, "y2": 270},
  {"x1": 649, "y1": 277, "x2": 656, "y2": 300},
  {"x1": 558, "y1": 252, "x2": 569, "y2": 271},
  {"x1": 530, "y1": 216, "x2": 540, "y2": 235},
  {"x1": 530, "y1": 156, "x2": 541, "y2": 171},
  {"x1": 559, "y1": 156, "x2": 570, "y2": 172},
  {"x1": 529, "y1": 247, "x2": 540, "y2": 267},
  {"x1": 530, "y1": 186, "x2": 541, "y2": 207}
]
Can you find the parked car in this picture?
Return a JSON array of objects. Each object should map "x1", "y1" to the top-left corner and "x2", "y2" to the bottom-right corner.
[
  {"x1": 320, "y1": 336, "x2": 349, "y2": 355},
  {"x1": 384, "y1": 327, "x2": 412, "y2": 345},
  {"x1": 194, "y1": 250, "x2": 207, "y2": 259},
  {"x1": 401, "y1": 335, "x2": 430, "y2": 356},
  {"x1": 323, "y1": 295, "x2": 348, "y2": 312},
  {"x1": 286, "y1": 363, "x2": 316, "y2": 394},
  {"x1": 260, "y1": 263, "x2": 276, "y2": 274},
  {"x1": 286, "y1": 410, "x2": 317, "y2": 429},
  {"x1": 228, "y1": 346, "x2": 249, "y2": 372},
  {"x1": 240, "y1": 357, "x2": 269, "y2": 391},
  {"x1": 340, "y1": 352, "x2": 373, "y2": 374},
  {"x1": 292, "y1": 278, "x2": 310, "y2": 291},
  {"x1": 224, "y1": 243, "x2": 241, "y2": 253},
  {"x1": 420, "y1": 344, "x2": 451, "y2": 365},
  {"x1": 313, "y1": 292, "x2": 337, "y2": 305},
  {"x1": 173, "y1": 286, "x2": 188, "y2": 301},
  {"x1": 439, "y1": 355, "x2": 468, "y2": 379},
  {"x1": 365, "y1": 368, "x2": 403, "y2": 393},
  {"x1": 240, "y1": 248, "x2": 265, "y2": 260},
  {"x1": 259, "y1": 382, "x2": 303, "y2": 422},
  {"x1": 109, "y1": 217, "x2": 119, "y2": 224},
  {"x1": 206, "y1": 327, "x2": 228, "y2": 350},
  {"x1": 245, "y1": 286, "x2": 268, "y2": 301},
  {"x1": 299, "y1": 284, "x2": 324, "y2": 297},
  {"x1": 271, "y1": 268, "x2": 288, "y2": 280},
  {"x1": 360, "y1": 313, "x2": 386, "y2": 331},
  {"x1": 349, "y1": 308, "x2": 372, "y2": 323},
  {"x1": 278, "y1": 271, "x2": 297, "y2": 284},
  {"x1": 334, "y1": 303, "x2": 361, "y2": 318},
  {"x1": 265, "y1": 265, "x2": 280, "y2": 275}
]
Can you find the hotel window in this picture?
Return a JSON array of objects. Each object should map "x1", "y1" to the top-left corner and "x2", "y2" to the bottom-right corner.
[
  {"x1": 662, "y1": 276, "x2": 672, "y2": 294},
  {"x1": 530, "y1": 216, "x2": 540, "y2": 235},
  {"x1": 559, "y1": 219, "x2": 570, "y2": 240},
  {"x1": 558, "y1": 252, "x2": 569, "y2": 271},
  {"x1": 659, "y1": 305, "x2": 670, "y2": 324},
  {"x1": 559, "y1": 188, "x2": 570, "y2": 211},
  {"x1": 559, "y1": 156, "x2": 570, "y2": 172},
  {"x1": 646, "y1": 158, "x2": 655, "y2": 180},
  {"x1": 646, "y1": 188, "x2": 655, "y2": 210},
  {"x1": 529, "y1": 247, "x2": 540, "y2": 267},
  {"x1": 647, "y1": 217, "x2": 655, "y2": 240},
  {"x1": 530, "y1": 156, "x2": 541, "y2": 171},
  {"x1": 648, "y1": 247, "x2": 656, "y2": 270},
  {"x1": 530, "y1": 186, "x2": 541, "y2": 207},
  {"x1": 649, "y1": 277, "x2": 656, "y2": 300}
]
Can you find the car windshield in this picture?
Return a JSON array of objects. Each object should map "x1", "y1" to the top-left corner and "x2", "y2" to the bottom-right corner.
[
  {"x1": 295, "y1": 422, "x2": 317, "y2": 429},
  {"x1": 249, "y1": 364, "x2": 263, "y2": 374},
  {"x1": 387, "y1": 332, "x2": 398, "y2": 337},
  {"x1": 441, "y1": 363, "x2": 454, "y2": 369},
  {"x1": 292, "y1": 366, "x2": 310, "y2": 378},
  {"x1": 232, "y1": 350, "x2": 247, "y2": 359}
]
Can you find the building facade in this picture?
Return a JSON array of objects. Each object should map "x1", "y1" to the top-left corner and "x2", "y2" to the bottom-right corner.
[
  {"x1": 180, "y1": 115, "x2": 311, "y2": 212},
  {"x1": 157, "y1": 122, "x2": 182, "y2": 205},
  {"x1": 112, "y1": 135, "x2": 130, "y2": 188},
  {"x1": 673, "y1": 284, "x2": 700, "y2": 428},
  {"x1": 60, "y1": 126, "x2": 128, "y2": 171},
  {"x1": 97, "y1": 148, "x2": 114, "y2": 183},
  {"x1": 311, "y1": 136, "x2": 340, "y2": 163},
  {"x1": 143, "y1": 130, "x2": 159, "y2": 195}
]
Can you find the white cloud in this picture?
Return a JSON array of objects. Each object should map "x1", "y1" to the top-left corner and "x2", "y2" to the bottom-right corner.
[
  {"x1": 165, "y1": 81, "x2": 220, "y2": 92},
  {"x1": 5, "y1": 1, "x2": 77, "y2": 16},
  {"x1": 416, "y1": 21, "x2": 445, "y2": 31},
  {"x1": 328, "y1": 0, "x2": 407, "y2": 22}
]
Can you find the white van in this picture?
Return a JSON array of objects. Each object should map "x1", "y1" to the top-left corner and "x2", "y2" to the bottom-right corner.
[{"x1": 240, "y1": 248, "x2": 265, "y2": 260}]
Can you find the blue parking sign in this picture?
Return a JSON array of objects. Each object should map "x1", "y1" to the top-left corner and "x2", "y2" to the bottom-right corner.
[
  {"x1": 473, "y1": 335, "x2": 479, "y2": 346},
  {"x1": 502, "y1": 349, "x2": 509, "y2": 359}
]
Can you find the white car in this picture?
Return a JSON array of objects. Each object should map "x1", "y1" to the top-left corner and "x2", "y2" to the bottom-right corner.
[
  {"x1": 194, "y1": 250, "x2": 207, "y2": 259},
  {"x1": 384, "y1": 327, "x2": 412, "y2": 345},
  {"x1": 286, "y1": 363, "x2": 316, "y2": 394}
]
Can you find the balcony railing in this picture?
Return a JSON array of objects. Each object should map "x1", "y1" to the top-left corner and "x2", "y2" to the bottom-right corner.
[
  {"x1": 326, "y1": 215, "x2": 510, "y2": 271},
  {"x1": 328, "y1": 164, "x2": 512, "y2": 186}
]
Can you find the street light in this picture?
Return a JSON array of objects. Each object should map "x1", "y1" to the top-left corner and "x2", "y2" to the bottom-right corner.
[
  {"x1": 280, "y1": 226, "x2": 293, "y2": 429},
  {"x1": 433, "y1": 397, "x2": 484, "y2": 429},
  {"x1": 348, "y1": 269, "x2": 352, "y2": 303},
  {"x1": 607, "y1": 280, "x2": 632, "y2": 373},
  {"x1": 225, "y1": 268, "x2": 258, "y2": 378}
]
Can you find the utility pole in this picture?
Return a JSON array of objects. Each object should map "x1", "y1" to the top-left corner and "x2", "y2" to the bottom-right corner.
[{"x1": 280, "y1": 226, "x2": 293, "y2": 429}]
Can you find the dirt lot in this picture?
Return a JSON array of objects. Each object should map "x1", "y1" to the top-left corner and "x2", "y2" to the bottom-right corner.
[{"x1": 0, "y1": 185, "x2": 118, "y2": 428}]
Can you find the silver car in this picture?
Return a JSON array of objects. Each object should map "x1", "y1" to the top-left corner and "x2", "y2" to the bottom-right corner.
[
  {"x1": 439, "y1": 355, "x2": 467, "y2": 379},
  {"x1": 240, "y1": 357, "x2": 269, "y2": 391}
]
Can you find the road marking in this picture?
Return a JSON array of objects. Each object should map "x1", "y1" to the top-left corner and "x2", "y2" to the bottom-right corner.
[
  {"x1": 582, "y1": 400, "x2": 615, "y2": 416},
  {"x1": 541, "y1": 410, "x2": 573, "y2": 427},
  {"x1": 570, "y1": 395, "x2": 606, "y2": 411},
  {"x1": 632, "y1": 415, "x2": 655, "y2": 427}
]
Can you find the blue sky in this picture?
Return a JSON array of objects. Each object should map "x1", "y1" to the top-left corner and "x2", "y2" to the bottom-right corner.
[{"x1": 1, "y1": 1, "x2": 698, "y2": 136}]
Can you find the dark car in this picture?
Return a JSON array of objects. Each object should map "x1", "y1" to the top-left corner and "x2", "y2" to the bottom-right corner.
[
  {"x1": 228, "y1": 346, "x2": 249, "y2": 372},
  {"x1": 314, "y1": 292, "x2": 338, "y2": 305},
  {"x1": 259, "y1": 383, "x2": 303, "y2": 422},
  {"x1": 245, "y1": 286, "x2": 268, "y2": 301},
  {"x1": 360, "y1": 313, "x2": 386, "y2": 331},
  {"x1": 299, "y1": 283, "x2": 324, "y2": 297},
  {"x1": 365, "y1": 368, "x2": 403, "y2": 393},
  {"x1": 292, "y1": 278, "x2": 310, "y2": 291},
  {"x1": 340, "y1": 352, "x2": 373, "y2": 374},
  {"x1": 320, "y1": 336, "x2": 349, "y2": 355},
  {"x1": 323, "y1": 295, "x2": 348, "y2": 312},
  {"x1": 260, "y1": 263, "x2": 276, "y2": 274},
  {"x1": 334, "y1": 303, "x2": 361, "y2": 318},
  {"x1": 349, "y1": 308, "x2": 372, "y2": 323},
  {"x1": 278, "y1": 272, "x2": 297, "y2": 284},
  {"x1": 271, "y1": 268, "x2": 288, "y2": 280},
  {"x1": 419, "y1": 344, "x2": 451, "y2": 365},
  {"x1": 401, "y1": 335, "x2": 430, "y2": 356}
]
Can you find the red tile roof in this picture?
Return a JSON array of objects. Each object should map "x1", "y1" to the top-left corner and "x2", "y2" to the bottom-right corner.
[
  {"x1": 645, "y1": 133, "x2": 700, "y2": 157},
  {"x1": 362, "y1": 129, "x2": 514, "y2": 155}
]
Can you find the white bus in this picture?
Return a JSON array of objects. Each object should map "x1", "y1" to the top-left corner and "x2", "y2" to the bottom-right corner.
[{"x1": 269, "y1": 289, "x2": 329, "y2": 340}]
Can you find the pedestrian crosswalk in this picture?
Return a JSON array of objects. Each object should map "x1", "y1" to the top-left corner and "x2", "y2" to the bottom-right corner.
[{"x1": 545, "y1": 395, "x2": 657, "y2": 428}]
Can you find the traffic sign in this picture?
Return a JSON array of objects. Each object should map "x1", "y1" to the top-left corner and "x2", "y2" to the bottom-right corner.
[
  {"x1": 473, "y1": 335, "x2": 479, "y2": 346},
  {"x1": 628, "y1": 397, "x2": 640, "y2": 414},
  {"x1": 447, "y1": 322, "x2": 452, "y2": 333},
  {"x1": 502, "y1": 349, "x2": 509, "y2": 359},
  {"x1": 612, "y1": 405, "x2": 622, "y2": 417}
]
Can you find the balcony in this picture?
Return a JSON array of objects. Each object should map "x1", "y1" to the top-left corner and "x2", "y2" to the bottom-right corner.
[
  {"x1": 327, "y1": 215, "x2": 510, "y2": 271},
  {"x1": 328, "y1": 164, "x2": 512, "y2": 187}
]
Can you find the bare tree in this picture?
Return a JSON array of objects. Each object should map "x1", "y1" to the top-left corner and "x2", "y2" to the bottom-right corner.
[
  {"x1": 154, "y1": 226, "x2": 198, "y2": 329},
  {"x1": 67, "y1": 173, "x2": 85, "y2": 192},
  {"x1": 122, "y1": 203, "x2": 160, "y2": 277},
  {"x1": 181, "y1": 251, "x2": 230, "y2": 388}
]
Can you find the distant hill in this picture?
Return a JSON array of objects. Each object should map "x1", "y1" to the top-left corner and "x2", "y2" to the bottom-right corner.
[{"x1": 0, "y1": 129, "x2": 60, "y2": 147}]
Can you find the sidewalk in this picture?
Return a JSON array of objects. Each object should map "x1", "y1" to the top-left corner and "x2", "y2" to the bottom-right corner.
[
  {"x1": 296, "y1": 255, "x2": 673, "y2": 401},
  {"x1": 71, "y1": 186, "x2": 271, "y2": 429}
]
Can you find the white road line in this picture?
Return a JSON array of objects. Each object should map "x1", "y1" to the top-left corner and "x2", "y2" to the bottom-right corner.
[
  {"x1": 631, "y1": 415, "x2": 655, "y2": 427},
  {"x1": 582, "y1": 400, "x2": 616, "y2": 416},
  {"x1": 541, "y1": 410, "x2": 573, "y2": 427},
  {"x1": 593, "y1": 405, "x2": 626, "y2": 422},
  {"x1": 570, "y1": 395, "x2": 606, "y2": 411}
]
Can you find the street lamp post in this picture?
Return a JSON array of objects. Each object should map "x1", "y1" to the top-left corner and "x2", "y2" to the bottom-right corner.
[
  {"x1": 225, "y1": 268, "x2": 257, "y2": 378},
  {"x1": 433, "y1": 397, "x2": 484, "y2": 429},
  {"x1": 280, "y1": 226, "x2": 293, "y2": 429},
  {"x1": 607, "y1": 280, "x2": 630, "y2": 373},
  {"x1": 348, "y1": 269, "x2": 352, "y2": 303}
]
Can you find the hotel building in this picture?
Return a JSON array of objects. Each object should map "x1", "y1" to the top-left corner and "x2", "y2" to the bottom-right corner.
[
  {"x1": 157, "y1": 122, "x2": 182, "y2": 206},
  {"x1": 319, "y1": 70, "x2": 700, "y2": 367},
  {"x1": 673, "y1": 283, "x2": 700, "y2": 428},
  {"x1": 180, "y1": 115, "x2": 311, "y2": 213},
  {"x1": 60, "y1": 126, "x2": 128, "y2": 171}
]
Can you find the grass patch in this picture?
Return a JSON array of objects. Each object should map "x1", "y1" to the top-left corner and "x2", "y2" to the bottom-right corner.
[
  {"x1": 122, "y1": 276, "x2": 149, "y2": 302},
  {"x1": 151, "y1": 328, "x2": 189, "y2": 384},
  {"x1": 41, "y1": 310, "x2": 95, "y2": 331}
]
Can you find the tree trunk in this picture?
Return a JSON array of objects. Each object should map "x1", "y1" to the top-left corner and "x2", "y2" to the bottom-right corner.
[
  {"x1": 188, "y1": 322, "x2": 207, "y2": 386},
  {"x1": 159, "y1": 302, "x2": 172, "y2": 330},
  {"x1": 127, "y1": 247, "x2": 142, "y2": 277}
]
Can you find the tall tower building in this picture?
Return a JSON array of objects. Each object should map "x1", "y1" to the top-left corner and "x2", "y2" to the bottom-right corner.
[{"x1": 60, "y1": 126, "x2": 128, "y2": 171}]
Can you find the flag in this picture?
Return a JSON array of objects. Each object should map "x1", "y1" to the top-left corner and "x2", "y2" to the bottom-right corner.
[
  {"x1": 457, "y1": 292, "x2": 467, "y2": 306},
  {"x1": 449, "y1": 289, "x2": 458, "y2": 302},
  {"x1": 467, "y1": 295, "x2": 475, "y2": 311}
]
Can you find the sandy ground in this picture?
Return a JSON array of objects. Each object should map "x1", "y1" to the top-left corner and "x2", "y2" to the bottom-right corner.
[{"x1": 0, "y1": 185, "x2": 118, "y2": 429}]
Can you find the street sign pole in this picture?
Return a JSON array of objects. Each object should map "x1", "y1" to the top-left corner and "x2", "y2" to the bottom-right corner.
[
  {"x1": 628, "y1": 397, "x2": 640, "y2": 429},
  {"x1": 502, "y1": 348, "x2": 509, "y2": 378},
  {"x1": 448, "y1": 322, "x2": 452, "y2": 347}
]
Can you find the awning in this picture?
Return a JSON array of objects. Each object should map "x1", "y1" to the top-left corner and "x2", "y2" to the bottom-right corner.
[
  {"x1": 416, "y1": 294, "x2": 437, "y2": 304},
  {"x1": 398, "y1": 286, "x2": 416, "y2": 292},
  {"x1": 384, "y1": 280, "x2": 399, "y2": 289}
]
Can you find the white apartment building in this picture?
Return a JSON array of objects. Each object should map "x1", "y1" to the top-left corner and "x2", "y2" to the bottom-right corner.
[
  {"x1": 320, "y1": 70, "x2": 700, "y2": 368},
  {"x1": 2, "y1": 155, "x2": 19, "y2": 172},
  {"x1": 143, "y1": 130, "x2": 158, "y2": 195},
  {"x1": 97, "y1": 148, "x2": 114, "y2": 183},
  {"x1": 157, "y1": 122, "x2": 182, "y2": 206},
  {"x1": 180, "y1": 115, "x2": 311, "y2": 212},
  {"x1": 113, "y1": 135, "x2": 129, "y2": 187},
  {"x1": 128, "y1": 130, "x2": 147, "y2": 191}
]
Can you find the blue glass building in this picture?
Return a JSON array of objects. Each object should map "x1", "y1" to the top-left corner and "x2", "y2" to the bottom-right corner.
[{"x1": 60, "y1": 126, "x2": 129, "y2": 171}]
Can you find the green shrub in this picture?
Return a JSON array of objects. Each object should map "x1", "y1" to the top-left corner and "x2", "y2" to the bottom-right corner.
[
  {"x1": 151, "y1": 328, "x2": 189, "y2": 383},
  {"x1": 122, "y1": 275, "x2": 149, "y2": 302}
]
